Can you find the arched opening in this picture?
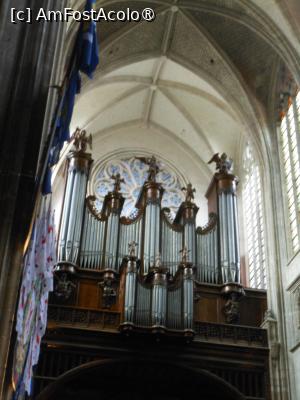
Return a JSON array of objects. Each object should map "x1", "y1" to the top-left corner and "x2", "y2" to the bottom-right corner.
[{"x1": 36, "y1": 359, "x2": 246, "y2": 400}]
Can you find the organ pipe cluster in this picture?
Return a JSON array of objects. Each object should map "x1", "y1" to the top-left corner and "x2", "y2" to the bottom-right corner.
[{"x1": 56, "y1": 139, "x2": 242, "y2": 333}]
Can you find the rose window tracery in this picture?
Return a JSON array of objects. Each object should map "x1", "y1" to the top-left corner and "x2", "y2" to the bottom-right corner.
[{"x1": 93, "y1": 157, "x2": 184, "y2": 219}]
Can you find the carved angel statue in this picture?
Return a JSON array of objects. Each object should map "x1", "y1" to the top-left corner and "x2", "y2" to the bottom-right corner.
[
  {"x1": 128, "y1": 241, "x2": 138, "y2": 257},
  {"x1": 111, "y1": 173, "x2": 124, "y2": 193},
  {"x1": 101, "y1": 279, "x2": 117, "y2": 308},
  {"x1": 71, "y1": 127, "x2": 92, "y2": 153},
  {"x1": 208, "y1": 152, "x2": 233, "y2": 174},
  {"x1": 136, "y1": 155, "x2": 160, "y2": 182},
  {"x1": 54, "y1": 273, "x2": 76, "y2": 300},
  {"x1": 181, "y1": 183, "x2": 196, "y2": 203},
  {"x1": 179, "y1": 246, "x2": 191, "y2": 264}
]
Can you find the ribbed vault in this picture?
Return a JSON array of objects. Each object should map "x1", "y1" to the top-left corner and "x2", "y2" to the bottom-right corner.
[{"x1": 54, "y1": 0, "x2": 300, "y2": 222}]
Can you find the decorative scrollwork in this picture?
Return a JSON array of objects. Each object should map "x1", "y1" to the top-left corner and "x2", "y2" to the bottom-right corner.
[
  {"x1": 120, "y1": 207, "x2": 144, "y2": 225},
  {"x1": 161, "y1": 208, "x2": 184, "y2": 232},
  {"x1": 196, "y1": 213, "x2": 218, "y2": 234},
  {"x1": 86, "y1": 195, "x2": 107, "y2": 221}
]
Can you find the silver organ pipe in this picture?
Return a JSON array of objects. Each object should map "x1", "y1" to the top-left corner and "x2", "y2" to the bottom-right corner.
[
  {"x1": 135, "y1": 280, "x2": 151, "y2": 326},
  {"x1": 56, "y1": 148, "x2": 243, "y2": 335},
  {"x1": 79, "y1": 201, "x2": 106, "y2": 269},
  {"x1": 183, "y1": 264, "x2": 194, "y2": 331},
  {"x1": 167, "y1": 286, "x2": 182, "y2": 330},
  {"x1": 180, "y1": 202, "x2": 198, "y2": 265},
  {"x1": 217, "y1": 175, "x2": 240, "y2": 283},
  {"x1": 151, "y1": 270, "x2": 167, "y2": 327},
  {"x1": 233, "y1": 195, "x2": 240, "y2": 282},
  {"x1": 58, "y1": 149, "x2": 92, "y2": 265},
  {"x1": 143, "y1": 182, "x2": 163, "y2": 274},
  {"x1": 161, "y1": 211, "x2": 183, "y2": 276},
  {"x1": 58, "y1": 170, "x2": 75, "y2": 261},
  {"x1": 124, "y1": 258, "x2": 137, "y2": 324},
  {"x1": 184, "y1": 223, "x2": 196, "y2": 264},
  {"x1": 124, "y1": 256, "x2": 194, "y2": 332},
  {"x1": 105, "y1": 212, "x2": 120, "y2": 270},
  {"x1": 118, "y1": 215, "x2": 143, "y2": 267},
  {"x1": 144, "y1": 203, "x2": 160, "y2": 273},
  {"x1": 196, "y1": 214, "x2": 218, "y2": 284}
]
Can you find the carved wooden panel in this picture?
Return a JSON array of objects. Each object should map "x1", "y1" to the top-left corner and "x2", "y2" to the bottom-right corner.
[
  {"x1": 77, "y1": 280, "x2": 100, "y2": 309},
  {"x1": 194, "y1": 283, "x2": 267, "y2": 327},
  {"x1": 47, "y1": 305, "x2": 121, "y2": 331},
  {"x1": 240, "y1": 289, "x2": 267, "y2": 326}
]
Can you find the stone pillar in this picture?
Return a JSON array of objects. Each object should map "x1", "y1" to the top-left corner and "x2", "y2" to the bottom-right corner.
[
  {"x1": 261, "y1": 310, "x2": 282, "y2": 400},
  {"x1": 0, "y1": 1, "x2": 67, "y2": 397}
]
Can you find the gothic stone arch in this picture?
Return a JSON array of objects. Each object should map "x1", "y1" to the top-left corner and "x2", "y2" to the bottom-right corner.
[{"x1": 36, "y1": 358, "x2": 246, "y2": 400}]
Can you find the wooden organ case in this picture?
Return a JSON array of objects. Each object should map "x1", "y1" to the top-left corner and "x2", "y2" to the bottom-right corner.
[{"x1": 34, "y1": 132, "x2": 270, "y2": 400}]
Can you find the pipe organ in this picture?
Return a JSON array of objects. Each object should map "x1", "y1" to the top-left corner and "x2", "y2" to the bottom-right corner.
[
  {"x1": 54, "y1": 133, "x2": 244, "y2": 338},
  {"x1": 196, "y1": 213, "x2": 218, "y2": 284},
  {"x1": 58, "y1": 149, "x2": 92, "y2": 265}
]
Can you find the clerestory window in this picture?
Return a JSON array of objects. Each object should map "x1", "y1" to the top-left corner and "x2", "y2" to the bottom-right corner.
[
  {"x1": 279, "y1": 92, "x2": 300, "y2": 255},
  {"x1": 242, "y1": 143, "x2": 267, "y2": 289}
]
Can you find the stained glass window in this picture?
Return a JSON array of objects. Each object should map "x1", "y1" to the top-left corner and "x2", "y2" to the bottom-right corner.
[
  {"x1": 93, "y1": 157, "x2": 184, "y2": 219},
  {"x1": 242, "y1": 144, "x2": 266, "y2": 289},
  {"x1": 280, "y1": 92, "x2": 300, "y2": 254}
]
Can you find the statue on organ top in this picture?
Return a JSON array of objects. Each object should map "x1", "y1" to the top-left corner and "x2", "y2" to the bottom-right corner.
[
  {"x1": 111, "y1": 173, "x2": 124, "y2": 193},
  {"x1": 208, "y1": 152, "x2": 233, "y2": 174},
  {"x1": 55, "y1": 132, "x2": 243, "y2": 338},
  {"x1": 71, "y1": 127, "x2": 92, "y2": 153},
  {"x1": 136, "y1": 155, "x2": 160, "y2": 182},
  {"x1": 181, "y1": 183, "x2": 196, "y2": 203}
]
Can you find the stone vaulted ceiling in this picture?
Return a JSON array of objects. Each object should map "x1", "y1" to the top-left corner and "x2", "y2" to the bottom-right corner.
[{"x1": 60, "y1": 0, "x2": 300, "y2": 222}]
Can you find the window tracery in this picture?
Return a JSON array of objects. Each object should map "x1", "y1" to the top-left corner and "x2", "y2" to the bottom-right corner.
[
  {"x1": 94, "y1": 157, "x2": 184, "y2": 219},
  {"x1": 279, "y1": 92, "x2": 300, "y2": 254},
  {"x1": 242, "y1": 144, "x2": 266, "y2": 289}
]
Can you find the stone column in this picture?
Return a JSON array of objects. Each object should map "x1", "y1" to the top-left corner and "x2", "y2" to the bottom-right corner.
[{"x1": 0, "y1": 1, "x2": 67, "y2": 397}]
